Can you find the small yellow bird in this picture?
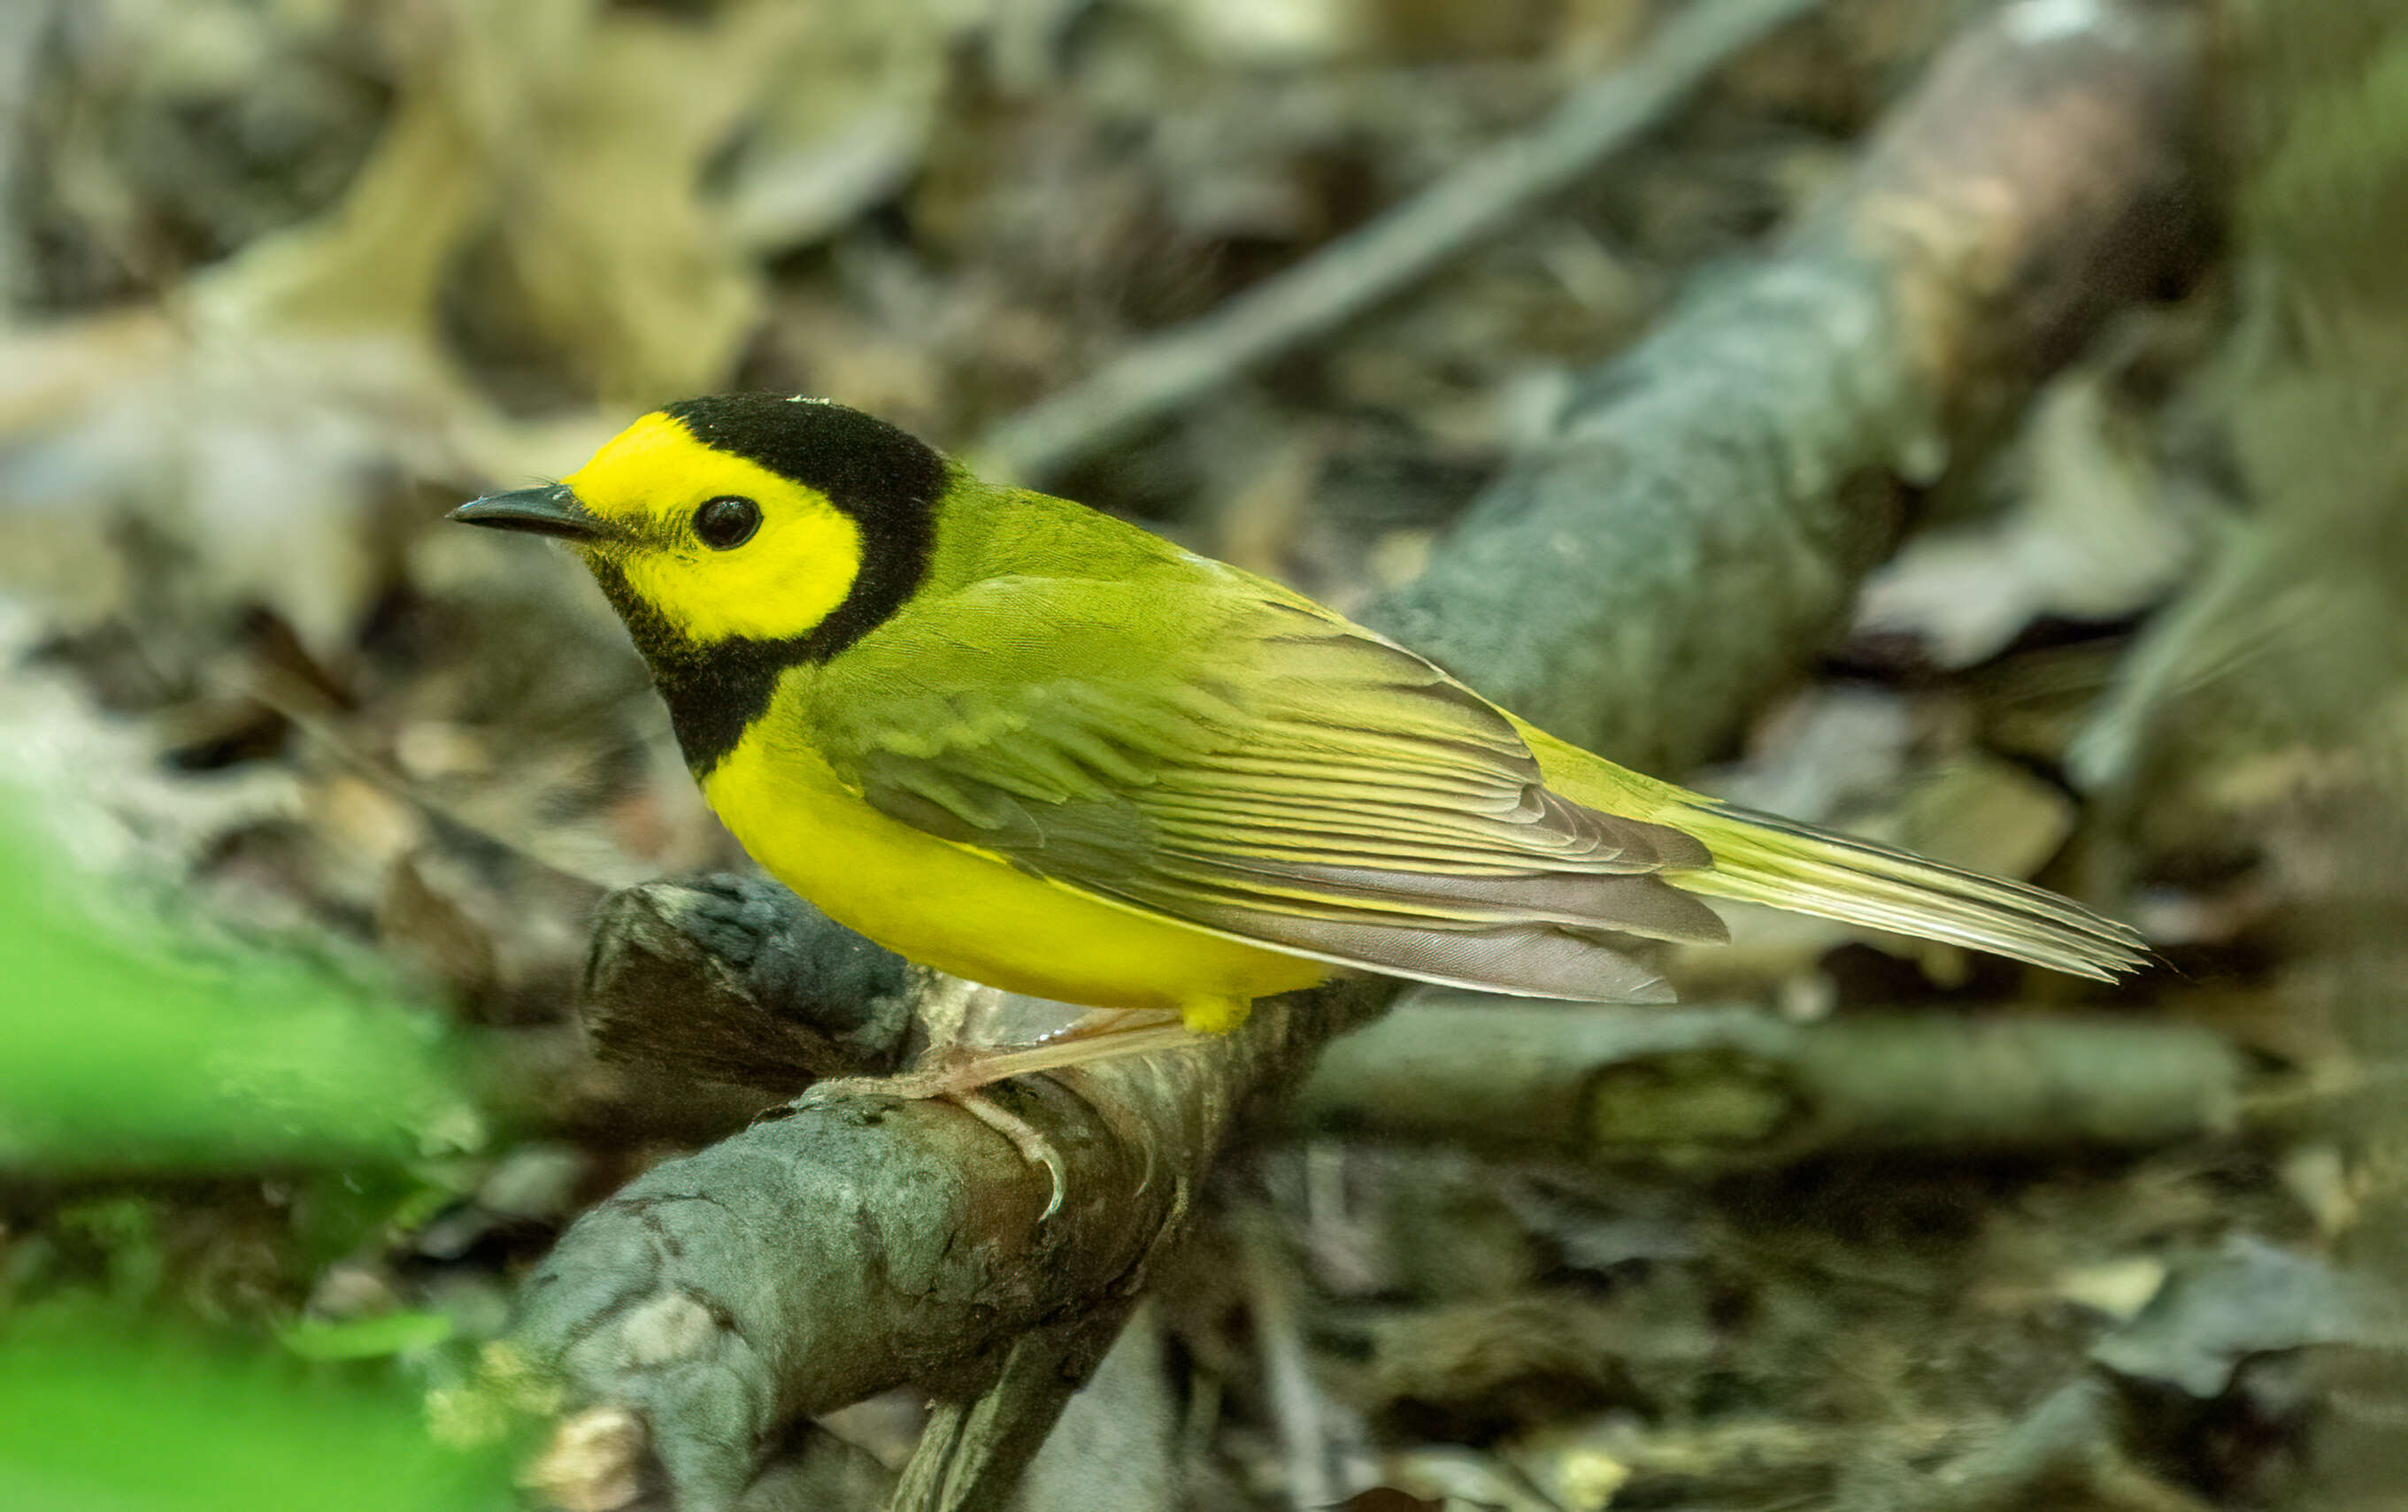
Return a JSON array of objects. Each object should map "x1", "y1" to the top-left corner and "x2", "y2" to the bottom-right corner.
[{"x1": 454, "y1": 394, "x2": 2143, "y2": 1075}]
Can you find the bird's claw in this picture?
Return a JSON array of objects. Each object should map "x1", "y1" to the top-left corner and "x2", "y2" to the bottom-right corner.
[
  {"x1": 953, "y1": 1090, "x2": 1069, "y2": 1220},
  {"x1": 804, "y1": 1065, "x2": 1069, "y2": 1221}
]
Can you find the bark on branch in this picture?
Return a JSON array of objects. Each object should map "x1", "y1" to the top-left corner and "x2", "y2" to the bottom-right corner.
[{"x1": 514, "y1": 5, "x2": 2205, "y2": 1508}]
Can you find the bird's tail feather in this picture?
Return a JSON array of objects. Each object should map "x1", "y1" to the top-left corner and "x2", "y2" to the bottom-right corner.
[{"x1": 1660, "y1": 799, "x2": 2150, "y2": 981}]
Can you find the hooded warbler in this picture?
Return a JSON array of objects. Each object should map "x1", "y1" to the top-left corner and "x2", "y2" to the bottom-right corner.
[{"x1": 453, "y1": 395, "x2": 2144, "y2": 1044}]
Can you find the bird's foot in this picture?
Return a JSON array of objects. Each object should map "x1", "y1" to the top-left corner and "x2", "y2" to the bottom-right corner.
[
  {"x1": 803, "y1": 1012, "x2": 1204, "y2": 1221},
  {"x1": 804, "y1": 1057, "x2": 1070, "y2": 1219},
  {"x1": 949, "y1": 1081, "x2": 1073, "y2": 1222},
  {"x1": 956, "y1": 1009, "x2": 1198, "y2": 1082}
]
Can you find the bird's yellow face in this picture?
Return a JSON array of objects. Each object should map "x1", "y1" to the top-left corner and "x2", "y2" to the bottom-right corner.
[
  {"x1": 451, "y1": 395, "x2": 950, "y2": 665},
  {"x1": 559, "y1": 411, "x2": 866, "y2": 649},
  {"x1": 450, "y1": 395, "x2": 953, "y2": 771}
]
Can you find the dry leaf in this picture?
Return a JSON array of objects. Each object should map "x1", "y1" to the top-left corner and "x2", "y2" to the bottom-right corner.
[{"x1": 1855, "y1": 371, "x2": 2200, "y2": 667}]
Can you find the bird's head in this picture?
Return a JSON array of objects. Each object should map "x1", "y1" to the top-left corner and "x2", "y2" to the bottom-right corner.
[{"x1": 450, "y1": 394, "x2": 950, "y2": 664}]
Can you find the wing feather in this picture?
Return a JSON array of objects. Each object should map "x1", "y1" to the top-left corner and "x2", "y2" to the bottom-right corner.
[{"x1": 804, "y1": 563, "x2": 1721, "y2": 1000}]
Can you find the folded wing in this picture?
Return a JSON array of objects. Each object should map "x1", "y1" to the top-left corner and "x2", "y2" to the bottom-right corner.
[{"x1": 807, "y1": 574, "x2": 1724, "y2": 1002}]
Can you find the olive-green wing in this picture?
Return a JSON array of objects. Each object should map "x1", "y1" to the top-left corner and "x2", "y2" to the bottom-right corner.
[{"x1": 803, "y1": 570, "x2": 1726, "y2": 1002}]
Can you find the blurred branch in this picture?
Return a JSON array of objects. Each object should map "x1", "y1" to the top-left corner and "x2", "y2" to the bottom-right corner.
[
  {"x1": 973, "y1": 0, "x2": 1821, "y2": 484},
  {"x1": 1292, "y1": 998, "x2": 2245, "y2": 1168},
  {"x1": 517, "y1": 5, "x2": 2207, "y2": 1508},
  {"x1": 1367, "y1": 0, "x2": 2204, "y2": 771}
]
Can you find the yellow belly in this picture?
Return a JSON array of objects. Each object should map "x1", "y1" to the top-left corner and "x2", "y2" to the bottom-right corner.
[{"x1": 700, "y1": 728, "x2": 1328, "y2": 1031}]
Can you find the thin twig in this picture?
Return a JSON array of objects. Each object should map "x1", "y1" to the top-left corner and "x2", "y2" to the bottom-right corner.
[
  {"x1": 883, "y1": 1319, "x2": 1127, "y2": 1512},
  {"x1": 1239, "y1": 1205, "x2": 1348, "y2": 1512},
  {"x1": 972, "y1": 0, "x2": 1821, "y2": 483}
]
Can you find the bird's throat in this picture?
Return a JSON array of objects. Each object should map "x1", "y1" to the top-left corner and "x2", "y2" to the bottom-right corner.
[{"x1": 587, "y1": 556, "x2": 799, "y2": 776}]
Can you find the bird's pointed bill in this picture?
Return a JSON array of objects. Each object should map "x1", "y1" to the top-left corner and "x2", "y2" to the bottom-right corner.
[{"x1": 449, "y1": 484, "x2": 609, "y2": 541}]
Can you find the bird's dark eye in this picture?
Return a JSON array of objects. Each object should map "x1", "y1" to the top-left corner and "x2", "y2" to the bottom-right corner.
[{"x1": 693, "y1": 495, "x2": 761, "y2": 549}]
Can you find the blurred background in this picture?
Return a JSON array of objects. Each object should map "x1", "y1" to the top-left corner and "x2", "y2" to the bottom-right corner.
[{"x1": 2, "y1": 0, "x2": 2404, "y2": 1508}]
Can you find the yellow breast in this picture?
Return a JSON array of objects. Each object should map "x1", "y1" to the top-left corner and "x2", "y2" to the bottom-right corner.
[{"x1": 700, "y1": 726, "x2": 1328, "y2": 1031}]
